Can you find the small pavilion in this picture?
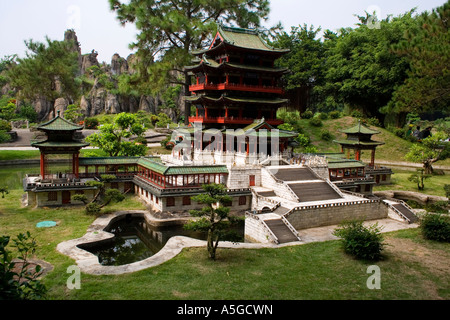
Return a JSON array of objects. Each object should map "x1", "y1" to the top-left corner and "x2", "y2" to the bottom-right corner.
[
  {"x1": 334, "y1": 121, "x2": 384, "y2": 167},
  {"x1": 31, "y1": 111, "x2": 89, "y2": 180}
]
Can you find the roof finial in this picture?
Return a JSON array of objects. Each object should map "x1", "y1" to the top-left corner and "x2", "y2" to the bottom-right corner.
[{"x1": 57, "y1": 110, "x2": 61, "y2": 117}]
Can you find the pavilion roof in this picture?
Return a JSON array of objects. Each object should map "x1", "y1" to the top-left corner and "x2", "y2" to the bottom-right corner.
[
  {"x1": 340, "y1": 121, "x2": 380, "y2": 135},
  {"x1": 31, "y1": 140, "x2": 89, "y2": 148},
  {"x1": 192, "y1": 25, "x2": 290, "y2": 56},
  {"x1": 36, "y1": 112, "x2": 84, "y2": 132}
]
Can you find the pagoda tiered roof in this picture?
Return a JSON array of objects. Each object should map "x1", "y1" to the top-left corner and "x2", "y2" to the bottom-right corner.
[
  {"x1": 334, "y1": 121, "x2": 384, "y2": 148},
  {"x1": 185, "y1": 55, "x2": 289, "y2": 75},
  {"x1": 185, "y1": 94, "x2": 288, "y2": 105},
  {"x1": 191, "y1": 25, "x2": 290, "y2": 57}
]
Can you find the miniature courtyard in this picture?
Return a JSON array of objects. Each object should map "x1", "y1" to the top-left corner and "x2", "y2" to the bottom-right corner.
[{"x1": 1, "y1": 1, "x2": 449, "y2": 302}]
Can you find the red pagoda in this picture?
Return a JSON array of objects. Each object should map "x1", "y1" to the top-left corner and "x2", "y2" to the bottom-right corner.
[{"x1": 185, "y1": 25, "x2": 290, "y2": 128}]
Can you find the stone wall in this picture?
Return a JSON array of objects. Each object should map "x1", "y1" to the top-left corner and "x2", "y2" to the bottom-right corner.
[
  {"x1": 227, "y1": 167, "x2": 261, "y2": 189},
  {"x1": 260, "y1": 168, "x2": 298, "y2": 202},
  {"x1": 244, "y1": 214, "x2": 276, "y2": 244},
  {"x1": 286, "y1": 200, "x2": 387, "y2": 230},
  {"x1": 26, "y1": 189, "x2": 96, "y2": 207}
]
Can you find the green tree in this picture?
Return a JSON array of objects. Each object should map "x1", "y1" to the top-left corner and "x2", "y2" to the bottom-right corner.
[
  {"x1": 184, "y1": 184, "x2": 242, "y2": 260},
  {"x1": 109, "y1": 0, "x2": 270, "y2": 124},
  {"x1": 389, "y1": 1, "x2": 450, "y2": 116},
  {"x1": 0, "y1": 102, "x2": 17, "y2": 121},
  {"x1": 405, "y1": 132, "x2": 449, "y2": 174},
  {"x1": 408, "y1": 169, "x2": 432, "y2": 191},
  {"x1": 64, "y1": 104, "x2": 83, "y2": 123},
  {"x1": 7, "y1": 37, "x2": 79, "y2": 121},
  {"x1": 85, "y1": 112, "x2": 147, "y2": 157},
  {"x1": 318, "y1": 11, "x2": 416, "y2": 123},
  {"x1": 271, "y1": 24, "x2": 326, "y2": 111},
  {"x1": 73, "y1": 174, "x2": 125, "y2": 215}
]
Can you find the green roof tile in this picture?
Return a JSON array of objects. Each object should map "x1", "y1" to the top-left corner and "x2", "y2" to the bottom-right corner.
[
  {"x1": 79, "y1": 157, "x2": 140, "y2": 166},
  {"x1": 340, "y1": 121, "x2": 380, "y2": 135},
  {"x1": 37, "y1": 114, "x2": 84, "y2": 131}
]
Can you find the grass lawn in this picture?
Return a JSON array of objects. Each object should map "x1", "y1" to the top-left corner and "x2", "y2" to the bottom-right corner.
[
  {"x1": 1, "y1": 186, "x2": 449, "y2": 300},
  {"x1": 373, "y1": 169, "x2": 449, "y2": 197}
]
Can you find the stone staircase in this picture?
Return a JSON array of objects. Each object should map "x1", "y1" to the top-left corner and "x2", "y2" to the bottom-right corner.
[
  {"x1": 264, "y1": 219, "x2": 301, "y2": 244},
  {"x1": 288, "y1": 181, "x2": 342, "y2": 202},
  {"x1": 387, "y1": 201, "x2": 419, "y2": 224},
  {"x1": 268, "y1": 167, "x2": 343, "y2": 203}
]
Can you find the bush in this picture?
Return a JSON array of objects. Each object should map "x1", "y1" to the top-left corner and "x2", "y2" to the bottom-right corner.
[
  {"x1": 329, "y1": 110, "x2": 341, "y2": 119},
  {"x1": 365, "y1": 117, "x2": 381, "y2": 127},
  {"x1": 84, "y1": 117, "x2": 99, "y2": 129},
  {"x1": 351, "y1": 110, "x2": 364, "y2": 119},
  {"x1": 0, "y1": 119, "x2": 11, "y2": 132},
  {"x1": 301, "y1": 110, "x2": 314, "y2": 119},
  {"x1": 0, "y1": 232, "x2": 47, "y2": 300},
  {"x1": 318, "y1": 112, "x2": 329, "y2": 120},
  {"x1": 309, "y1": 117, "x2": 323, "y2": 127},
  {"x1": 320, "y1": 130, "x2": 334, "y2": 141},
  {"x1": 333, "y1": 220, "x2": 385, "y2": 260},
  {"x1": 420, "y1": 213, "x2": 450, "y2": 242}
]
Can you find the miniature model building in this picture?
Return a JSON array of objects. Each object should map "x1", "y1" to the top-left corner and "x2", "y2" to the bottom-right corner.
[
  {"x1": 23, "y1": 25, "x2": 417, "y2": 244},
  {"x1": 333, "y1": 121, "x2": 393, "y2": 185},
  {"x1": 186, "y1": 25, "x2": 290, "y2": 128}
]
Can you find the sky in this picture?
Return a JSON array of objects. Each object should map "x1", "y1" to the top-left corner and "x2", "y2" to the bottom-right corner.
[{"x1": 0, "y1": 0, "x2": 446, "y2": 64}]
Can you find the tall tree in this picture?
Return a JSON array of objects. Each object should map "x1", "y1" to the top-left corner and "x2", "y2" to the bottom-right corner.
[
  {"x1": 271, "y1": 24, "x2": 326, "y2": 111},
  {"x1": 7, "y1": 37, "x2": 79, "y2": 120},
  {"x1": 109, "y1": 0, "x2": 270, "y2": 124},
  {"x1": 317, "y1": 11, "x2": 416, "y2": 123},
  {"x1": 389, "y1": 1, "x2": 450, "y2": 116}
]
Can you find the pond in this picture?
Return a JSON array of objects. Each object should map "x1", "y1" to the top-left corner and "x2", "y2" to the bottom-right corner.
[
  {"x1": 0, "y1": 165, "x2": 40, "y2": 190},
  {"x1": 77, "y1": 215, "x2": 245, "y2": 266}
]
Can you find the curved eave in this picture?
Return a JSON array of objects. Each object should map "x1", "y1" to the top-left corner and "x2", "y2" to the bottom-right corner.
[
  {"x1": 185, "y1": 95, "x2": 288, "y2": 105},
  {"x1": 191, "y1": 41, "x2": 290, "y2": 58},
  {"x1": 185, "y1": 60, "x2": 289, "y2": 75}
]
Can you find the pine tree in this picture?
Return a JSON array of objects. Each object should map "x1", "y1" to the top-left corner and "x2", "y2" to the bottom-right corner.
[
  {"x1": 109, "y1": 0, "x2": 270, "y2": 124},
  {"x1": 7, "y1": 37, "x2": 79, "y2": 120}
]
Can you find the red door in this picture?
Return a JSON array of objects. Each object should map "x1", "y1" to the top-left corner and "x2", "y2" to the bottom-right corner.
[
  {"x1": 62, "y1": 191, "x2": 71, "y2": 204},
  {"x1": 249, "y1": 175, "x2": 255, "y2": 187}
]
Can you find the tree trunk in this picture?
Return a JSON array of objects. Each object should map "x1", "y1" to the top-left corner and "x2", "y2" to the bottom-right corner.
[
  {"x1": 423, "y1": 161, "x2": 434, "y2": 175},
  {"x1": 207, "y1": 229, "x2": 216, "y2": 260}
]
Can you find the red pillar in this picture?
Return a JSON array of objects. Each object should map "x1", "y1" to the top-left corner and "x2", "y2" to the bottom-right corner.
[
  {"x1": 371, "y1": 149, "x2": 376, "y2": 167},
  {"x1": 355, "y1": 149, "x2": 361, "y2": 161},
  {"x1": 40, "y1": 152, "x2": 45, "y2": 179}
]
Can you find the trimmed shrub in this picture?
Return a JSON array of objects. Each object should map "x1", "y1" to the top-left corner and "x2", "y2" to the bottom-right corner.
[
  {"x1": 420, "y1": 213, "x2": 450, "y2": 242},
  {"x1": 301, "y1": 110, "x2": 314, "y2": 119},
  {"x1": 329, "y1": 110, "x2": 341, "y2": 119},
  {"x1": 333, "y1": 220, "x2": 385, "y2": 260},
  {"x1": 84, "y1": 117, "x2": 99, "y2": 129},
  {"x1": 320, "y1": 130, "x2": 334, "y2": 141},
  {"x1": 309, "y1": 117, "x2": 323, "y2": 127}
]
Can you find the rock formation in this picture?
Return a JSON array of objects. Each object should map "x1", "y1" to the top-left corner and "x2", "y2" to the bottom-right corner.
[{"x1": 2, "y1": 30, "x2": 179, "y2": 122}]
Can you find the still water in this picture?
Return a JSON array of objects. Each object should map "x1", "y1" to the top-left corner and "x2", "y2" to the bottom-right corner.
[{"x1": 78, "y1": 215, "x2": 244, "y2": 266}]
